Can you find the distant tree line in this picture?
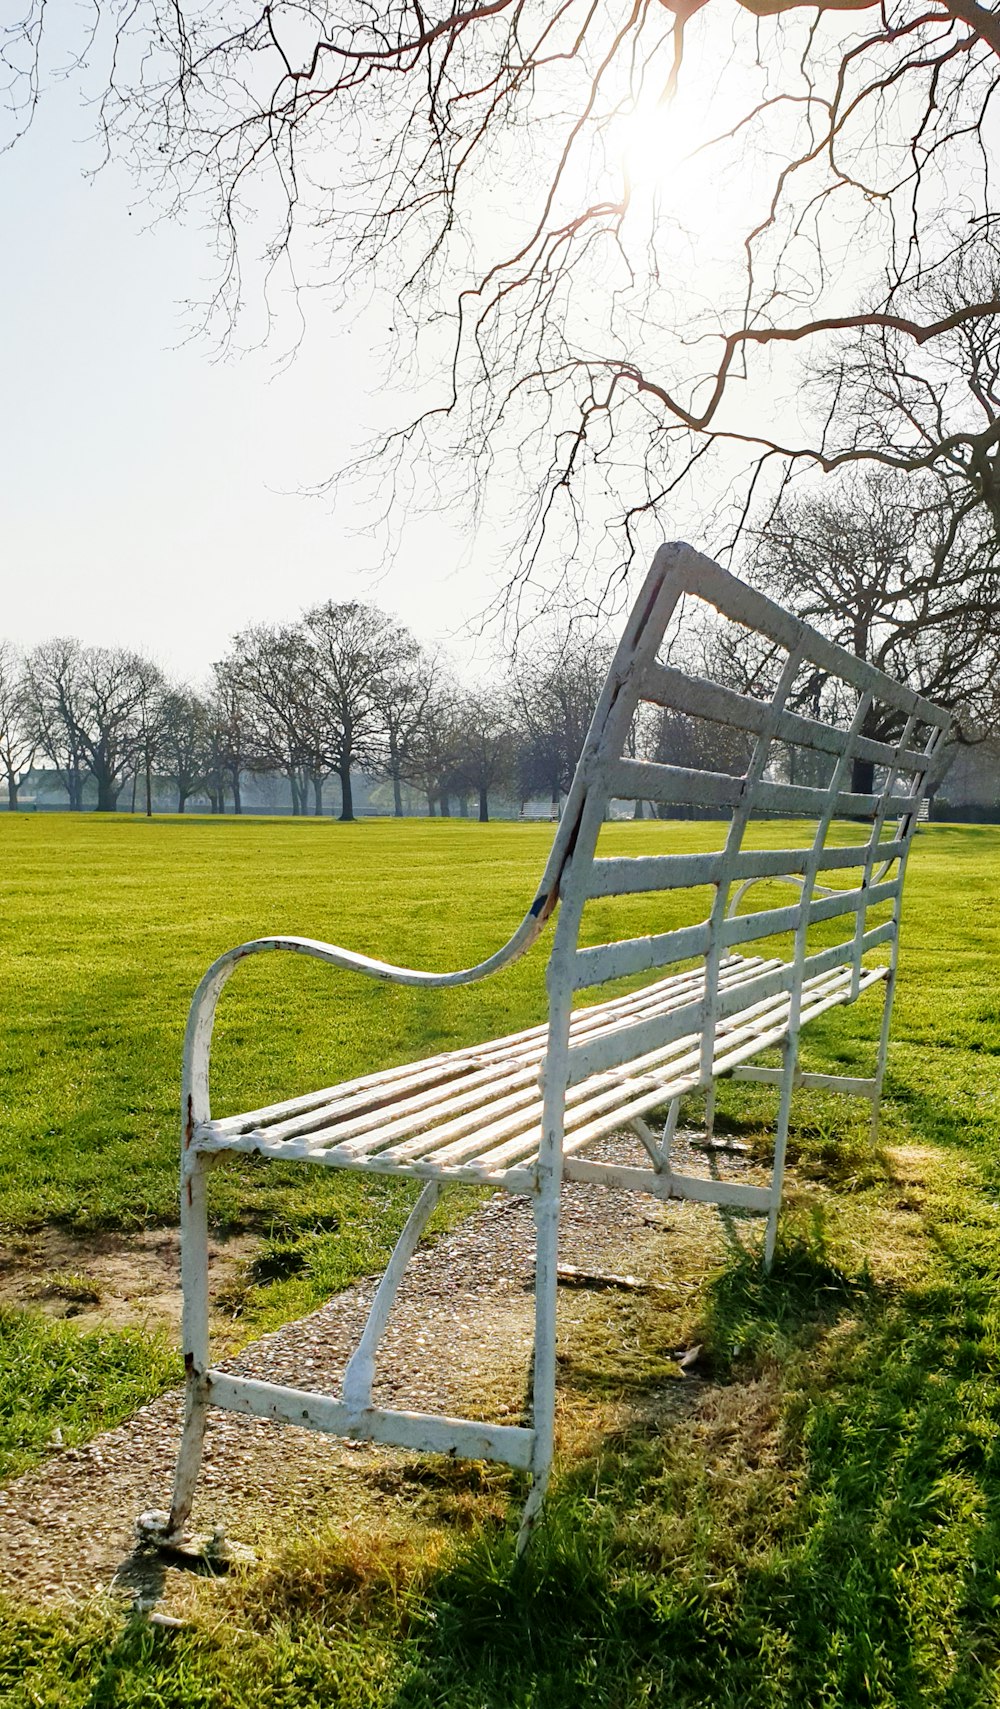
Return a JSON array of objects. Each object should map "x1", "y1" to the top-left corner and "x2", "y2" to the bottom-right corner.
[
  {"x1": 4, "y1": 479, "x2": 997, "y2": 817},
  {"x1": 0, "y1": 605, "x2": 631, "y2": 821}
]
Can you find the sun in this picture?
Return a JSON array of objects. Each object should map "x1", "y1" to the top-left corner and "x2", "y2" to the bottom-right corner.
[{"x1": 612, "y1": 77, "x2": 758, "y2": 248}]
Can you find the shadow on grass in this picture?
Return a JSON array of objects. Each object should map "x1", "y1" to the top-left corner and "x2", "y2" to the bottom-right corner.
[
  {"x1": 10, "y1": 1210, "x2": 1000, "y2": 1708},
  {"x1": 363, "y1": 1228, "x2": 1000, "y2": 1709}
]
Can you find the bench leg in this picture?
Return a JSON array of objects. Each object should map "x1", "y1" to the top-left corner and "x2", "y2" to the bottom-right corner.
[
  {"x1": 704, "y1": 1081, "x2": 717, "y2": 1143},
  {"x1": 630, "y1": 1098, "x2": 679, "y2": 1174},
  {"x1": 516, "y1": 1184, "x2": 560, "y2": 1555},
  {"x1": 341, "y1": 1181, "x2": 440, "y2": 1412},
  {"x1": 764, "y1": 1037, "x2": 798, "y2": 1273},
  {"x1": 165, "y1": 1153, "x2": 212, "y2": 1539},
  {"x1": 869, "y1": 967, "x2": 897, "y2": 1147}
]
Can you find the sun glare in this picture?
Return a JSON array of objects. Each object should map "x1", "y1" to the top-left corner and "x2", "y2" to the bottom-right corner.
[
  {"x1": 617, "y1": 93, "x2": 740, "y2": 240},
  {"x1": 615, "y1": 97, "x2": 717, "y2": 225}
]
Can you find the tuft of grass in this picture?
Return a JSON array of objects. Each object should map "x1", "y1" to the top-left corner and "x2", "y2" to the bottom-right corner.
[
  {"x1": 0, "y1": 1308, "x2": 180, "y2": 1479},
  {"x1": 28, "y1": 1268, "x2": 104, "y2": 1309}
]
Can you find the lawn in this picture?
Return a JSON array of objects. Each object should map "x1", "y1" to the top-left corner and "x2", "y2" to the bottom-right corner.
[
  {"x1": 4, "y1": 813, "x2": 995, "y2": 1234},
  {"x1": 2, "y1": 813, "x2": 1000, "y2": 1706}
]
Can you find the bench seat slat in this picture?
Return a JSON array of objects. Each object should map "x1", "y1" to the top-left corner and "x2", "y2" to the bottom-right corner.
[
  {"x1": 198, "y1": 961, "x2": 786, "y2": 1169},
  {"x1": 211, "y1": 959, "x2": 765, "y2": 1167},
  {"x1": 430, "y1": 976, "x2": 813, "y2": 1173},
  {"x1": 211, "y1": 953, "x2": 759, "y2": 1141},
  {"x1": 464, "y1": 968, "x2": 860, "y2": 1174},
  {"x1": 195, "y1": 960, "x2": 886, "y2": 1185},
  {"x1": 551, "y1": 967, "x2": 884, "y2": 1166}
]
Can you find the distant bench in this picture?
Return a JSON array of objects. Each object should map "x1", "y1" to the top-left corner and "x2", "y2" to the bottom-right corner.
[{"x1": 148, "y1": 543, "x2": 950, "y2": 1552}]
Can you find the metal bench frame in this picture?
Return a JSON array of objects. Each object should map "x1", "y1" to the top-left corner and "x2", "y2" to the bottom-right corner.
[{"x1": 156, "y1": 543, "x2": 950, "y2": 1551}]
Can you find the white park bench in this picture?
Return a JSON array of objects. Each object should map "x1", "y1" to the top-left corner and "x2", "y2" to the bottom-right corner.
[{"x1": 152, "y1": 543, "x2": 950, "y2": 1552}]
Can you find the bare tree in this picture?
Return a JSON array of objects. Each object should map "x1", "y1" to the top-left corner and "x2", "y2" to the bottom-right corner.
[
  {"x1": 210, "y1": 663, "x2": 256, "y2": 815},
  {"x1": 73, "y1": 648, "x2": 161, "y2": 812},
  {"x1": 748, "y1": 469, "x2": 1000, "y2": 789},
  {"x1": 373, "y1": 637, "x2": 438, "y2": 818},
  {"x1": 134, "y1": 657, "x2": 168, "y2": 817},
  {"x1": 406, "y1": 684, "x2": 465, "y2": 817},
  {"x1": 302, "y1": 602, "x2": 404, "y2": 822},
  {"x1": 8, "y1": 3, "x2": 1000, "y2": 585},
  {"x1": 24, "y1": 639, "x2": 87, "y2": 809},
  {"x1": 453, "y1": 691, "x2": 517, "y2": 823},
  {"x1": 0, "y1": 642, "x2": 35, "y2": 810},
  {"x1": 513, "y1": 630, "x2": 612, "y2": 814},
  {"x1": 160, "y1": 688, "x2": 209, "y2": 813},
  {"x1": 806, "y1": 236, "x2": 1000, "y2": 533},
  {"x1": 225, "y1": 624, "x2": 320, "y2": 815}
]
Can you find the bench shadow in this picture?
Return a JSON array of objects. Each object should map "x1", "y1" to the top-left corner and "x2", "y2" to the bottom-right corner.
[{"x1": 362, "y1": 1220, "x2": 1000, "y2": 1708}]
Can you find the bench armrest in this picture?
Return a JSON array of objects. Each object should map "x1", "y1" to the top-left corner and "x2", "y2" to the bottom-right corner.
[
  {"x1": 726, "y1": 854, "x2": 898, "y2": 920},
  {"x1": 726, "y1": 874, "x2": 832, "y2": 919},
  {"x1": 181, "y1": 918, "x2": 547, "y2": 1134}
]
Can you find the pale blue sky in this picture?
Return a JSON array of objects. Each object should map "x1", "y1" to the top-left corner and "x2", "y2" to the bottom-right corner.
[
  {"x1": 0, "y1": 9, "x2": 883, "y2": 684},
  {"x1": 1, "y1": 70, "x2": 476, "y2": 681}
]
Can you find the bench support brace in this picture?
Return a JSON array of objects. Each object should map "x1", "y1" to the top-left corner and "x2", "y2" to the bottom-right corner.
[
  {"x1": 517, "y1": 1183, "x2": 560, "y2": 1555},
  {"x1": 342, "y1": 1181, "x2": 441, "y2": 1412}
]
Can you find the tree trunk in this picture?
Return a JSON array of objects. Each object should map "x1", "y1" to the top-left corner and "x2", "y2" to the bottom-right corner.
[
  {"x1": 392, "y1": 772, "x2": 403, "y2": 816},
  {"x1": 339, "y1": 766, "x2": 355, "y2": 822},
  {"x1": 426, "y1": 792, "x2": 436, "y2": 816},
  {"x1": 850, "y1": 699, "x2": 882, "y2": 799},
  {"x1": 145, "y1": 757, "x2": 153, "y2": 818},
  {"x1": 478, "y1": 786, "x2": 489, "y2": 822},
  {"x1": 459, "y1": 796, "x2": 469, "y2": 818},
  {"x1": 232, "y1": 771, "x2": 242, "y2": 815},
  {"x1": 178, "y1": 788, "x2": 186, "y2": 813},
  {"x1": 851, "y1": 755, "x2": 876, "y2": 797},
  {"x1": 440, "y1": 794, "x2": 451, "y2": 817},
  {"x1": 97, "y1": 774, "x2": 119, "y2": 812},
  {"x1": 289, "y1": 771, "x2": 302, "y2": 816},
  {"x1": 313, "y1": 775, "x2": 323, "y2": 816},
  {"x1": 632, "y1": 797, "x2": 644, "y2": 820},
  {"x1": 6, "y1": 773, "x2": 17, "y2": 810}
]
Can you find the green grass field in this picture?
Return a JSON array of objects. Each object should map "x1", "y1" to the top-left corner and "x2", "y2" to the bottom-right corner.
[
  {"x1": 2, "y1": 813, "x2": 1000, "y2": 1706},
  {"x1": 4, "y1": 813, "x2": 995, "y2": 1233}
]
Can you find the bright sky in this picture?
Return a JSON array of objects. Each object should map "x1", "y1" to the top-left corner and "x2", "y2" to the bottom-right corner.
[
  {"x1": 0, "y1": 8, "x2": 872, "y2": 686},
  {"x1": 1, "y1": 69, "x2": 481, "y2": 683}
]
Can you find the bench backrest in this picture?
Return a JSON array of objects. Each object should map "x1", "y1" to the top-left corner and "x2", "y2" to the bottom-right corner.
[{"x1": 538, "y1": 541, "x2": 952, "y2": 1091}]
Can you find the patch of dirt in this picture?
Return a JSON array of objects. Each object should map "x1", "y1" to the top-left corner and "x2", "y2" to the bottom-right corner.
[
  {"x1": 0, "y1": 1228, "x2": 259, "y2": 1338},
  {"x1": 886, "y1": 1143, "x2": 966, "y2": 1179},
  {"x1": 0, "y1": 1130, "x2": 767, "y2": 1612}
]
